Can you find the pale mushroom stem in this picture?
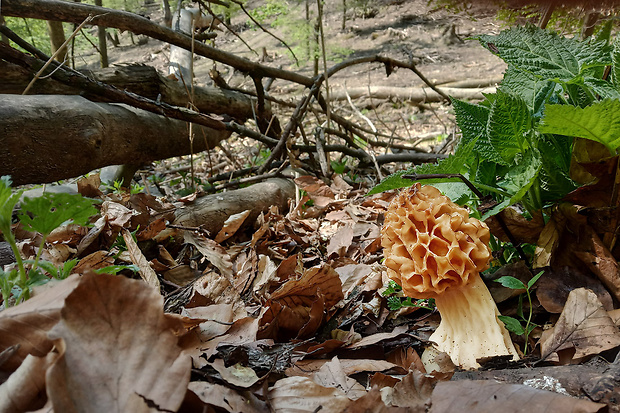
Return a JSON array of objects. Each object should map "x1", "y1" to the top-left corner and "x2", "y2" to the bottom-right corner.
[{"x1": 427, "y1": 274, "x2": 519, "y2": 369}]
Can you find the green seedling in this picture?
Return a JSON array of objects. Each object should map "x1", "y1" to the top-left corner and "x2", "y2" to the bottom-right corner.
[
  {"x1": 495, "y1": 270, "x2": 544, "y2": 355},
  {"x1": 382, "y1": 280, "x2": 435, "y2": 311},
  {"x1": 0, "y1": 176, "x2": 98, "y2": 305}
]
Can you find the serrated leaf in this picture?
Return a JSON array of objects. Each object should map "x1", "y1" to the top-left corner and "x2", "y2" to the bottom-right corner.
[
  {"x1": 478, "y1": 24, "x2": 611, "y2": 82},
  {"x1": 498, "y1": 315, "x2": 525, "y2": 336},
  {"x1": 539, "y1": 99, "x2": 620, "y2": 154},
  {"x1": 367, "y1": 139, "x2": 476, "y2": 195},
  {"x1": 500, "y1": 65, "x2": 558, "y2": 116},
  {"x1": 453, "y1": 99, "x2": 490, "y2": 146},
  {"x1": 536, "y1": 134, "x2": 578, "y2": 202},
  {"x1": 612, "y1": 35, "x2": 620, "y2": 89},
  {"x1": 495, "y1": 276, "x2": 527, "y2": 290},
  {"x1": 487, "y1": 90, "x2": 532, "y2": 165},
  {"x1": 19, "y1": 193, "x2": 98, "y2": 236},
  {"x1": 582, "y1": 77, "x2": 620, "y2": 100}
]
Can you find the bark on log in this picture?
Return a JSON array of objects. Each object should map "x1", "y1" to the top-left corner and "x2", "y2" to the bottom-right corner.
[
  {"x1": 0, "y1": 95, "x2": 231, "y2": 185},
  {"x1": 328, "y1": 86, "x2": 497, "y2": 102},
  {"x1": 0, "y1": 60, "x2": 263, "y2": 121},
  {"x1": 173, "y1": 178, "x2": 296, "y2": 236}
]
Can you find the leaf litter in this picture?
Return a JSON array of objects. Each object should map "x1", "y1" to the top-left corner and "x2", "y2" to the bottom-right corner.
[{"x1": 0, "y1": 171, "x2": 619, "y2": 413}]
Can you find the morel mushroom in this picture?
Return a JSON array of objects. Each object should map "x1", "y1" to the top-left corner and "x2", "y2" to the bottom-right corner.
[{"x1": 381, "y1": 183, "x2": 519, "y2": 369}]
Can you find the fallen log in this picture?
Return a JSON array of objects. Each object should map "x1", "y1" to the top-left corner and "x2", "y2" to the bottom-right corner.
[
  {"x1": 173, "y1": 178, "x2": 296, "y2": 236},
  {"x1": 328, "y1": 86, "x2": 497, "y2": 103},
  {"x1": 0, "y1": 61, "x2": 263, "y2": 122},
  {"x1": 0, "y1": 95, "x2": 231, "y2": 185}
]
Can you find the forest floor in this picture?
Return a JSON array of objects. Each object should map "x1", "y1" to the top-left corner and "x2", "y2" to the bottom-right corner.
[{"x1": 3, "y1": 1, "x2": 620, "y2": 412}]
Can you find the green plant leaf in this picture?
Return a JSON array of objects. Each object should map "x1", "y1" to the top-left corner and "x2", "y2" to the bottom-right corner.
[
  {"x1": 498, "y1": 315, "x2": 525, "y2": 335},
  {"x1": 495, "y1": 275, "x2": 527, "y2": 290},
  {"x1": 19, "y1": 193, "x2": 98, "y2": 236},
  {"x1": 93, "y1": 264, "x2": 140, "y2": 275},
  {"x1": 487, "y1": 90, "x2": 532, "y2": 165},
  {"x1": 500, "y1": 65, "x2": 559, "y2": 116},
  {"x1": 527, "y1": 270, "x2": 545, "y2": 289},
  {"x1": 612, "y1": 36, "x2": 620, "y2": 89},
  {"x1": 477, "y1": 24, "x2": 611, "y2": 82},
  {"x1": 453, "y1": 98, "x2": 490, "y2": 146},
  {"x1": 539, "y1": 99, "x2": 620, "y2": 154},
  {"x1": 0, "y1": 176, "x2": 21, "y2": 238}
]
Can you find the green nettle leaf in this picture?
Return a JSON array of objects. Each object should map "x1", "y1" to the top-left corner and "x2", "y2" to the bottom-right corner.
[
  {"x1": 0, "y1": 176, "x2": 22, "y2": 237},
  {"x1": 539, "y1": 99, "x2": 620, "y2": 154},
  {"x1": 453, "y1": 99, "x2": 490, "y2": 145},
  {"x1": 477, "y1": 24, "x2": 611, "y2": 82},
  {"x1": 582, "y1": 77, "x2": 620, "y2": 100},
  {"x1": 487, "y1": 91, "x2": 532, "y2": 165},
  {"x1": 498, "y1": 315, "x2": 525, "y2": 336},
  {"x1": 19, "y1": 193, "x2": 98, "y2": 236},
  {"x1": 500, "y1": 65, "x2": 558, "y2": 116},
  {"x1": 537, "y1": 134, "x2": 578, "y2": 201},
  {"x1": 612, "y1": 36, "x2": 620, "y2": 89},
  {"x1": 367, "y1": 139, "x2": 476, "y2": 195}
]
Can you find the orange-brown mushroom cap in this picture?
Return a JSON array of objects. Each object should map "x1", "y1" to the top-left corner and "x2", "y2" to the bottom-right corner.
[{"x1": 382, "y1": 183, "x2": 491, "y2": 299}]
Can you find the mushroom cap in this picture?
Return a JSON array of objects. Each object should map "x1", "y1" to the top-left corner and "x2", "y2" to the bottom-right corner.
[{"x1": 382, "y1": 183, "x2": 491, "y2": 299}]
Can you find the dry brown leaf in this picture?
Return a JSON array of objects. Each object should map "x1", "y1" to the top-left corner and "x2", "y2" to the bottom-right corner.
[
  {"x1": 390, "y1": 369, "x2": 434, "y2": 409},
  {"x1": 574, "y1": 227, "x2": 620, "y2": 302},
  {"x1": 335, "y1": 263, "x2": 375, "y2": 298},
  {"x1": 76, "y1": 173, "x2": 103, "y2": 198},
  {"x1": 387, "y1": 347, "x2": 425, "y2": 373},
  {"x1": 135, "y1": 216, "x2": 167, "y2": 241},
  {"x1": 327, "y1": 224, "x2": 354, "y2": 258},
  {"x1": 484, "y1": 207, "x2": 544, "y2": 244},
  {"x1": 0, "y1": 352, "x2": 58, "y2": 413},
  {"x1": 215, "y1": 209, "x2": 251, "y2": 244},
  {"x1": 71, "y1": 250, "x2": 114, "y2": 275},
  {"x1": 209, "y1": 359, "x2": 260, "y2": 388},
  {"x1": 0, "y1": 274, "x2": 81, "y2": 372},
  {"x1": 46, "y1": 273, "x2": 190, "y2": 413},
  {"x1": 191, "y1": 270, "x2": 246, "y2": 320},
  {"x1": 294, "y1": 176, "x2": 335, "y2": 208},
  {"x1": 268, "y1": 376, "x2": 352, "y2": 413},
  {"x1": 540, "y1": 288, "x2": 620, "y2": 363},
  {"x1": 182, "y1": 304, "x2": 235, "y2": 340},
  {"x1": 536, "y1": 267, "x2": 613, "y2": 314},
  {"x1": 342, "y1": 386, "x2": 413, "y2": 412},
  {"x1": 121, "y1": 228, "x2": 161, "y2": 289},
  {"x1": 199, "y1": 315, "x2": 260, "y2": 359},
  {"x1": 184, "y1": 231, "x2": 233, "y2": 282},
  {"x1": 76, "y1": 216, "x2": 106, "y2": 255},
  {"x1": 187, "y1": 381, "x2": 267, "y2": 413},
  {"x1": 270, "y1": 264, "x2": 343, "y2": 309},
  {"x1": 313, "y1": 357, "x2": 367, "y2": 400},
  {"x1": 534, "y1": 217, "x2": 560, "y2": 269},
  {"x1": 345, "y1": 325, "x2": 409, "y2": 349},
  {"x1": 430, "y1": 380, "x2": 606, "y2": 413},
  {"x1": 286, "y1": 359, "x2": 403, "y2": 378},
  {"x1": 101, "y1": 200, "x2": 134, "y2": 228}
]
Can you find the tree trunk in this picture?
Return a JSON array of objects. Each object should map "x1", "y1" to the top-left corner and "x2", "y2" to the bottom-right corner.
[
  {"x1": 0, "y1": 94, "x2": 231, "y2": 185},
  {"x1": 173, "y1": 178, "x2": 296, "y2": 236},
  {"x1": 162, "y1": 0, "x2": 172, "y2": 27},
  {"x1": 94, "y1": 0, "x2": 109, "y2": 67},
  {"x1": 46, "y1": 20, "x2": 67, "y2": 62},
  {"x1": 0, "y1": 60, "x2": 264, "y2": 122}
]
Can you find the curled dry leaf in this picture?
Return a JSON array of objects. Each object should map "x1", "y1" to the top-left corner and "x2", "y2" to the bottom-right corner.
[
  {"x1": 187, "y1": 381, "x2": 268, "y2": 413},
  {"x1": 46, "y1": 273, "x2": 190, "y2": 413},
  {"x1": 215, "y1": 209, "x2": 251, "y2": 244},
  {"x1": 430, "y1": 380, "x2": 606, "y2": 413},
  {"x1": 121, "y1": 228, "x2": 161, "y2": 289},
  {"x1": 312, "y1": 356, "x2": 367, "y2": 400},
  {"x1": 540, "y1": 288, "x2": 620, "y2": 364},
  {"x1": 286, "y1": 358, "x2": 403, "y2": 378},
  {"x1": 574, "y1": 227, "x2": 620, "y2": 302},
  {"x1": 101, "y1": 200, "x2": 134, "y2": 228},
  {"x1": 0, "y1": 352, "x2": 58, "y2": 413},
  {"x1": 0, "y1": 274, "x2": 80, "y2": 372},
  {"x1": 208, "y1": 358, "x2": 260, "y2": 388},
  {"x1": 259, "y1": 265, "x2": 343, "y2": 340},
  {"x1": 71, "y1": 250, "x2": 114, "y2": 275},
  {"x1": 184, "y1": 231, "x2": 233, "y2": 283},
  {"x1": 268, "y1": 376, "x2": 352, "y2": 413}
]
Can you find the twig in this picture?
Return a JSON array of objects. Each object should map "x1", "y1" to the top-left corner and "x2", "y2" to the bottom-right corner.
[{"x1": 23, "y1": 14, "x2": 94, "y2": 94}]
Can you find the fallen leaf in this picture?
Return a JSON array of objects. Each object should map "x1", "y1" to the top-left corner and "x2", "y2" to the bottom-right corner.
[
  {"x1": 209, "y1": 359, "x2": 260, "y2": 388},
  {"x1": 536, "y1": 267, "x2": 613, "y2": 313},
  {"x1": 46, "y1": 273, "x2": 190, "y2": 413},
  {"x1": 540, "y1": 288, "x2": 620, "y2": 363},
  {"x1": 430, "y1": 380, "x2": 606, "y2": 413},
  {"x1": 342, "y1": 386, "x2": 413, "y2": 412},
  {"x1": 184, "y1": 230, "x2": 233, "y2": 283},
  {"x1": 101, "y1": 200, "x2": 134, "y2": 228},
  {"x1": 0, "y1": 352, "x2": 58, "y2": 413},
  {"x1": 268, "y1": 376, "x2": 352, "y2": 413},
  {"x1": 122, "y1": 228, "x2": 161, "y2": 289},
  {"x1": 76, "y1": 173, "x2": 103, "y2": 198},
  {"x1": 327, "y1": 224, "x2": 354, "y2": 258},
  {"x1": 313, "y1": 356, "x2": 367, "y2": 400},
  {"x1": 71, "y1": 250, "x2": 114, "y2": 274},
  {"x1": 0, "y1": 274, "x2": 80, "y2": 372},
  {"x1": 135, "y1": 216, "x2": 167, "y2": 241},
  {"x1": 574, "y1": 227, "x2": 620, "y2": 302},
  {"x1": 215, "y1": 209, "x2": 251, "y2": 243},
  {"x1": 286, "y1": 359, "x2": 403, "y2": 378},
  {"x1": 186, "y1": 381, "x2": 267, "y2": 412}
]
